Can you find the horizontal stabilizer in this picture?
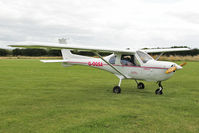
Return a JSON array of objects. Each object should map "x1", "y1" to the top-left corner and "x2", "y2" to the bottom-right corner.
[{"x1": 40, "y1": 60, "x2": 68, "y2": 63}]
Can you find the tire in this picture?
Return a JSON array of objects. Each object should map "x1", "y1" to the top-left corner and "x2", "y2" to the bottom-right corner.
[
  {"x1": 155, "y1": 88, "x2": 163, "y2": 95},
  {"x1": 137, "y1": 82, "x2": 145, "y2": 89},
  {"x1": 113, "y1": 86, "x2": 121, "y2": 94}
]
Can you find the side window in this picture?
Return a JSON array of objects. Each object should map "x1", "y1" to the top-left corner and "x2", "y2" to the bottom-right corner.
[
  {"x1": 121, "y1": 55, "x2": 135, "y2": 66},
  {"x1": 120, "y1": 54, "x2": 140, "y2": 66},
  {"x1": 109, "y1": 56, "x2": 116, "y2": 64}
]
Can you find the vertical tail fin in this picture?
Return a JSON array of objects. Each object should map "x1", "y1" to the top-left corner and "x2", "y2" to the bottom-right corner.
[
  {"x1": 61, "y1": 49, "x2": 73, "y2": 60},
  {"x1": 59, "y1": 38, "x2": 73, "y2": 60},
  {"x1": 58, "y1": 38, "x2": 92, "y2": 60}
]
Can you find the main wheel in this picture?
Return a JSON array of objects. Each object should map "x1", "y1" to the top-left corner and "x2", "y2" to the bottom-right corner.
[
  {"x1": 113, "y1": 86, "x2": 121, "y2": 94},
  {"x1": 137, "y1": 82, "x2": 145, "y2": 89},
  {"x1": 155, "y1": 88, "x2": 163, "y2": 95}
]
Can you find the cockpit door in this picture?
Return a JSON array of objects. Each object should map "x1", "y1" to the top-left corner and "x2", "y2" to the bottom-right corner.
[
  {"x1": 135, "y1": 51, "x2": 154, "y2": 80},
  {"x1": 120, "y1": 54, "x2": 141, "y2": 66}
]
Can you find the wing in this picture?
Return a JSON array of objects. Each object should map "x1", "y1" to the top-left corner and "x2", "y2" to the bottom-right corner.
[
  {"x1": 9, "y1": 41, "x2": 136, "y2": 54},
  {"x1": 142, "y1": 48, "x2": 191, "y2": 53},
  {"x1": 9, "y1": 41, "x2": 191, "y2": 54}
]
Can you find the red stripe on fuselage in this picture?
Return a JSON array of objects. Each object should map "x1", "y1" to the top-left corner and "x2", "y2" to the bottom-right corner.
[{"x1": 66, "y1": 61, "x2": 168, "y2": 70}]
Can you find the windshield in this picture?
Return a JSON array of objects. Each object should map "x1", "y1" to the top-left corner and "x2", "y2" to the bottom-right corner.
[{"x1": 136, "y1": 51, "x2": 153, "y2": 63}]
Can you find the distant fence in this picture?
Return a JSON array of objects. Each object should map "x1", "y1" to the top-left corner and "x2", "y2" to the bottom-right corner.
[{"x1": 0, "y1": 47, "x2": 199, "y2": 56}]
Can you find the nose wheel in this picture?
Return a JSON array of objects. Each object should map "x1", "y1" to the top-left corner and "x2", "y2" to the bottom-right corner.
[
  {"x1": 155, "y1": 88, "x2": 163, "y2": 95},
  {"x1": 155, "y1": 82, "x2": 163, "y2": 95}
]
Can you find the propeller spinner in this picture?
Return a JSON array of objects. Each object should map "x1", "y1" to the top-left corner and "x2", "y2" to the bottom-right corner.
[{"x1": 165, "y1": 63, "x2": 187, "y2": 74}]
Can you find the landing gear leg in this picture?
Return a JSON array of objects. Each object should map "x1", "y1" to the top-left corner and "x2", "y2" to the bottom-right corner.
[
  {"x1": 135, "y1": 80, "x2": 145, "y2": 89},
  {"x1": 113, "y1": 78, "x2": 122, "y2": 94},
  {"x1": 155, "y1": 81, "x2": 163, "y2": 95}
]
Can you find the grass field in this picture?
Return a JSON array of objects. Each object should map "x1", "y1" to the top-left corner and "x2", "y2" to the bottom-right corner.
[{"x1": 0, "y1": 59, "x2": 198, "y2": 133}]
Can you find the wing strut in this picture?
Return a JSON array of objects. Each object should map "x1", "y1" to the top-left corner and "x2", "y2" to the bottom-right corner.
[
  {"x1": 155, "y1": 52, "x2": 164, "y2": 61},
  {"x1": 94, "y1": 52, "x2": 127, "y2": 79}
]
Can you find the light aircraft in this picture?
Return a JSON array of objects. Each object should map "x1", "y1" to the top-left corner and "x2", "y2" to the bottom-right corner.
[{"x1": 10, "y1": 39, "x2": 190, "y2": 95}]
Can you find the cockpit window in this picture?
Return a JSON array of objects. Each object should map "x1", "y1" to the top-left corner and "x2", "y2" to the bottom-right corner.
[
  {"x1": 136, "y1": 51, "x2": 153, "y2": 63},
  {"x1": 109, "y1": 55, "x2": 116, "y2": 64}
]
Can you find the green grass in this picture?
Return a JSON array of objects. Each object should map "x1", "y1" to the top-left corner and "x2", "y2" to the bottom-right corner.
[{"x1": 0, "y1": 59, "x2": 198, "y2": 133}]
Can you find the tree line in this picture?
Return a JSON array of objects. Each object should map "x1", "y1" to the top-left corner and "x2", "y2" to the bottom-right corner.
[
  {"x1": 0, "y1": 48, "x2": 61, "y2": 56},
  {"x1": 0, "y1": 47, "x2": 199, "y2": 56},
  {"x1": 0, "y1": 48, "x2": 111, "y2": 56}
]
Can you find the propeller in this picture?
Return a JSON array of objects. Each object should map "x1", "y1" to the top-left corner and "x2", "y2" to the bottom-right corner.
[
  {"x1": 179, "y1": 62, "x2": 187, "y2": 67},
  {"x1": 165, "y1": 62, "x2": 187, "y2": 74}
]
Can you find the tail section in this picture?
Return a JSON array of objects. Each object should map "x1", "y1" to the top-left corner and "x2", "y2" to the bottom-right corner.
[
  {"x1": 59, "y1": 38, "x2": 73, "y2": 60},
  {"x1": 40, "y1": 38, "x2": 92, "y2": 65},
  {"x1": 59, "y1": 38, "x2": 92, "y2": 60},
  {"x1": 61, "y1": 49, "x2": 74, "y2": 60}
]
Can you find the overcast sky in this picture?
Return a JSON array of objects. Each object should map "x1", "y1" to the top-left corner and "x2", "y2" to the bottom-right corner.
[{"x1": 0, "y1": 0, "x2": 199, "y2": 49}]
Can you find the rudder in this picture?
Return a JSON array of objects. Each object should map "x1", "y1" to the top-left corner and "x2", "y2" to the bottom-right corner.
[
  {"x1": 59, "y1": 38, "x2": 73, "y2": 60},
  {"x1": 61, "y1": 49, "x2": 73, "y2": 60}
]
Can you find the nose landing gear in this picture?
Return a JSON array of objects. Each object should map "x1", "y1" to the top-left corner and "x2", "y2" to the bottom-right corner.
[{"x1": 155, "y1": 81, "x2": 163, "y2": 95}]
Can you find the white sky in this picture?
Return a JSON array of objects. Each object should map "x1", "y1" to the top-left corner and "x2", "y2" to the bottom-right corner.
[{"x1": 0, "y1": 0, "x2": 199, "y2": 49}]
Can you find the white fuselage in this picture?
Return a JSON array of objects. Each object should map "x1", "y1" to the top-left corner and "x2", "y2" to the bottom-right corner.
[{"x1": 63, "y1": 54, "x2": 177, "y2": 82}]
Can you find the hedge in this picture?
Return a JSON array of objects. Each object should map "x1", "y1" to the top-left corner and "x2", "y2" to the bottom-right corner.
[{"x1": 0, "y1": 47, "x2": 199, "y2": 57}]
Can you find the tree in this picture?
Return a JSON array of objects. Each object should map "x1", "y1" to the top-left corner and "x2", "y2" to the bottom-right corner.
[
  {"x1": 22, "y1": 49, "x2": 47, "y2": 56},
  {"x1": 0, "y1": 49, "x2": 9, "y2": 56},
  {"x1": 13, "y1": 49, "x2": 23, "y2": 56},
  {"x1": 48, "y1": 50, "x2": 61, "y2": 56}
]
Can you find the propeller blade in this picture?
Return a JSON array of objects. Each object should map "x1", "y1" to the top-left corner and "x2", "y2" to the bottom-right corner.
[
  {"x1": 180, "y1": 62, "x2": 187, "y2": 66},
  {"x1": 165, "y1": 66, "x2": 177, "y2": 74}
]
